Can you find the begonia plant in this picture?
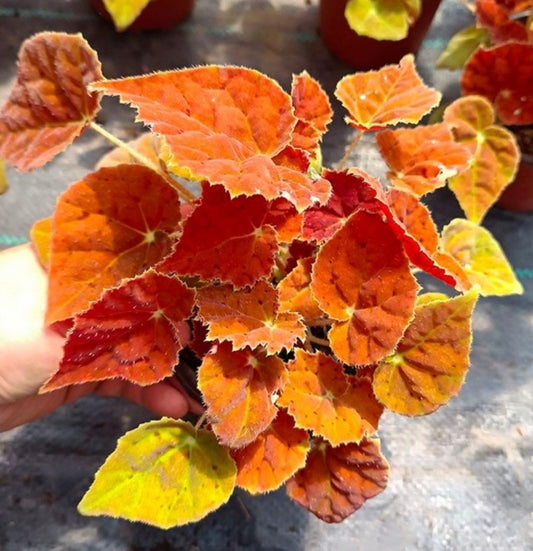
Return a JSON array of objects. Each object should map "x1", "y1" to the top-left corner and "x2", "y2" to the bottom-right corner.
[{"x1": 0, "y1": 31, "x2": 523, "y2": 528}]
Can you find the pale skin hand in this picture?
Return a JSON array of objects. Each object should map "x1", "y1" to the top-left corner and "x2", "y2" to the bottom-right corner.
[{"x1": 0, "y1": 244, "x2": 201, "y2": 432}]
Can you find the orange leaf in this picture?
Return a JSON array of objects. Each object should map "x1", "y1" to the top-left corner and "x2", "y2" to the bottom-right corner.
[
  {"x1": 386, "y1": 188, "x2": 439, "y2": 254},
  {"x1": 373, "y1": 291, "x2": 478, "y2": 416},
  {"x1": 42, "y1": 270, "x2": 195, "y2": 391},
  {"x1": 264, "y1": 197, "x2": 303, "y2": 243},
  {"x1": 231, "y1": 409, "x2": 310, "y2": 494},
  {"x1": 198, "y1": 343, "x2": 286, "y2": 448},
  {"x1": 196, "y1": 280, "x2": 306, "y2": 355},
  {"x1": 462, "y1": 43, "x2": 533, "y2": 125},
  {"x1": 286, "y1": 438, "x2": 389, "y2": 523},
  {"x1": 278, "y1": 350, "x2": 383, "y2": 446},
  {"x1": 476, "y1": 0, "x2": 529, "y2": 43},
  {"x1": 443, "y1": 96, "x2": 520, "y2": 223},
  {"x1": 95, "y1": 132, "x2": 164, "y2": 170},
  {"x1": 158, "y1": 184, "x2": 278, "y2": 288},
  {"x1": 312, "y1": 211, "x2": 418, "y2": 365},
  {"x1": 377, "y1": 123, "x2": 472, "y2": 196},
  {"x1": 30, "y1": 217, "x2": 53, "y2": 269},
  {"x1": 277, "y1": 257, "x2": 325, "y2": 323},
  {"x1": 335, "y1": 55, "x2": 441, "y2": 131},
  {"x1": 46, "y1": 165, "x2": 180, "y2": 324},
  {"x1": 290, "y1": 71, "x2": 333, "y2": 155},
  {"x1": 0, "y1": 32, "x2": 103, "y2": 171},
  {"x1": 93, "y1": 67, "x2": 331, "y2": 212}
]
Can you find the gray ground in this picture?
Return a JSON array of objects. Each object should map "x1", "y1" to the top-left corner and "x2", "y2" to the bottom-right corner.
[{"x1": 0, "y1": 1, "x2": 532, "y2": 550}]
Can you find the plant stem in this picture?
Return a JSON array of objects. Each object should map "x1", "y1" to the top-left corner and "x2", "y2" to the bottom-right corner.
[
  {"x1": 336, "y1": 129, "x2": 363, "y2": 171},
  {"x1": 308, "y1": 335, "x2": 330, "y2": 347},
  {"x1": 89, "y1": 122, "x2": 196, "y2": 203}
]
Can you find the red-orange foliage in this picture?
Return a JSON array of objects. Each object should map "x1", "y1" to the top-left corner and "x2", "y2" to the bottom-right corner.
[{"x1": 0, "y1": 32, "x2": 522, "y2": 528}]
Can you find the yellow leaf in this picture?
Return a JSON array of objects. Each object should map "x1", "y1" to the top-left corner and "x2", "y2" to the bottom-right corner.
[
  {"x1": 441, "y1": 219, "x2": 524, "y2": 296},
  {"x1": 78, "y1": 419, "x2": 237, "y2": 528},
  {"x1": 344, "y1": 0, "x2": 421, "y2": 41},
  {"x1": 435, "y1": 26, "x2": 491, "y2": 70},
  {"x1": 0, "y1": 159, "x2": 7, "y2": 194},
  {"x1": 373, "y1": 290, "x2": 478, "y2": 416},
  {"x1": 103, "y1": 0, "x2": 152, "y2": 31},
  {"x1": 444, "y1": 96, "x2": 520, "y2": 223}
]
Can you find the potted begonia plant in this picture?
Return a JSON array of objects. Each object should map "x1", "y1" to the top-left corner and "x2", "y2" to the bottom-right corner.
[
  {"x1": 90, "y1": 0, "x2": 195, "y2": 32},
  {"x1": 0, "y1": 31, "x2": 523, "y2": 528},
  {"x1": 318, "y1": 0, "x2": 443, "y2": 68},
  {"x1": 437, "y1": 0, "x2": 533, "y2": 211}
]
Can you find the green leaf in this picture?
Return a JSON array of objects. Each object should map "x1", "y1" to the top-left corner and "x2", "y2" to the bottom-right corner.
[
  {"x1": 436, "y1": 26, "x2": 491, "y2": 70},
  {"x1": 344, "y1": 0, "x2": 421, "y2": 41},
  {"x1": 441, "y1": 219, "x2": 524, "y2": 297},
  {"x1": 78, "y1": 419, "x2": 237, "y2": 528},
  {"x1": 102, "y1": 0, "x2": 152, "y2": 31}
]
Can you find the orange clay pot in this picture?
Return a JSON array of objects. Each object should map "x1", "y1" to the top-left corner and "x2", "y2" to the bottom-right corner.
[
  {"x1": 90, "y1": 0, "x2": 195, "y2": 32},
  {"x1": 497, "y1": 155, "x2": 533, "y2": 212},
  {"x1": 319, "y1": 0, "x2": 442, "y2": 69}
]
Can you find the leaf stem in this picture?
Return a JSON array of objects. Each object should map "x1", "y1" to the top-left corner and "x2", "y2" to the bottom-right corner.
[
  {"x1": 308, "y1": 318, "x2": 333, "y2": 327},
  {"x1": 89, "y1": 122, "x2": 196, "y2": 203},
  {"x1": 194, "y1": 411, "x2": 208, "y2": 431},
  {"x1": 308, "y1": 335, "x2": 330, "y2": 348},
  {"x1": 336, "y1": 129, "x2": 363, "y2": 171}
]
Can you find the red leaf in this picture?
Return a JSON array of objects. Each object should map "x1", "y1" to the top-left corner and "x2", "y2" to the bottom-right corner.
[
  {"x1": 312, "y1": 210, "x2": 419, "y2": 365},
  {"x1": 158, "y1": 184, "x2": 278, "y2": 288},
  {"x1": 264, "y1": 197, "x2": 303, "y2": 243},
  {"x1": 476, "y1": 0, "x2": 529, "y2": 43},
  {"x1": 303, "y1": 169, "x2": 386, "y2": 242},
  {"x1": 278, "y1": 350, "x2": 383, "y2": 446},
  {"x1": 335, "y1": 55, "x2": 441, "y2": 131},
  {"x1": 286, "y1": 438, "x2": 389, "y2": 523},
  {"x1": 231, "y1": 409, "x2": 310, "y2": 494},
  {"x1": 196, "y1": 280, "x2": 306, "y2": 355},
  {"x1": 46, "y1": 165, "x2": 181, "y2": 324},
  {"x1": 462, "y1": 43, "x2": 533, "y2": 125},
  {"x1": 377, "y1": 123, "x2": 471, "y2": 196},
  {"x1": 0, "y1": 32, "x2": 103, "y2": 171},
  {"x1": 93, "y1": 66, "x2": 331, "y2": 211},
  {"x1": 42, "y1": 270, "x2": 195, "y2": 391},
  {"x1": 198, "y1": 343, "x2": 286, "y2": 448}
]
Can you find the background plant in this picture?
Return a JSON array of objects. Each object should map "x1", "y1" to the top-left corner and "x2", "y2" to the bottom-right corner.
[{"x1": 0, "y1": 31, "x2": 522, "y2": 528}]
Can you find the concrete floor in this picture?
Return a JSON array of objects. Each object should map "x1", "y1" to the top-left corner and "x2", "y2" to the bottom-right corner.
[{"x1": 0, "y1": 1, "x2": 532, "y2": 549}]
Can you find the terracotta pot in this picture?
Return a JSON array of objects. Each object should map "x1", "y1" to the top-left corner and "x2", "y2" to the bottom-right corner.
[
  {"x1": 90, "y1": 0, "x2": 195, "y2": 32},
  {"x1": 496, "y1": 154, "x2": 533, "y2": 212},
  {"x1": 319, "y1": 0, "x2": 442, "y2": 69}
]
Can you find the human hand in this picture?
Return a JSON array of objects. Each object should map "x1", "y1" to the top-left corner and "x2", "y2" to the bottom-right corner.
[{"x1": 0, "y1": 245, "x2": 201, "y2": 432}]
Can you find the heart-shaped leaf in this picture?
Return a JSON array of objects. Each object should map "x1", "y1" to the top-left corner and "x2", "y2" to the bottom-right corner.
[
  {"x1": 286, "y1": 437, "x2": 389, "y2": 523},
  {"x1": 373, "y1": 291, "x2": 478, "y2": 415},
  {"x1": 436, "y1": 25, "x2": 491, "y2": 70},
  {"x1": 335, "y1": 55, "x2": 441, "y2": 131},
  {"x1": 377, "y1": 123, "x2": 472, "y2": 196},
  {"x1": 158, "y1": 184, "x2": 278, "y2": 288},
  {"x1": 46, "y1": 165, "x2": 180, "y2": 324},
  {"x1": 42, "y1": 270, "x2": 195, "y2": 391},
  {"x1": 198, "y1": 343, "x2": 286, "y2": 448},
  {"x1": 196, "y1": 280, "x2": 306, "y2": 355},
  {"x1": 278, "y1": 350, "x2": 383, "y2": 446},
  {"x1": 312, "y1": 210, "x2": 418, "y2": 365},
  {"x1": 78, "y1": 419, "x2": 236, "y2": 528},
  {"x1": 444, "y1": 96, "x2": 519, "y2": 223},
  {"x1": 231, "y1": 409, "x2": 310, "y2": 495},
  {"x1": 462, "y1": 43, "x2": 533, "y2": 125},
  {"x1": 93, "y1": 67, "x2": 331, "y2": 211},
  {"x1": 440, "y1": 219, "x2": 524, "y2": 296},
  {"x1": 0, "y1": 32, "x2": 103, "y2": 171}
]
